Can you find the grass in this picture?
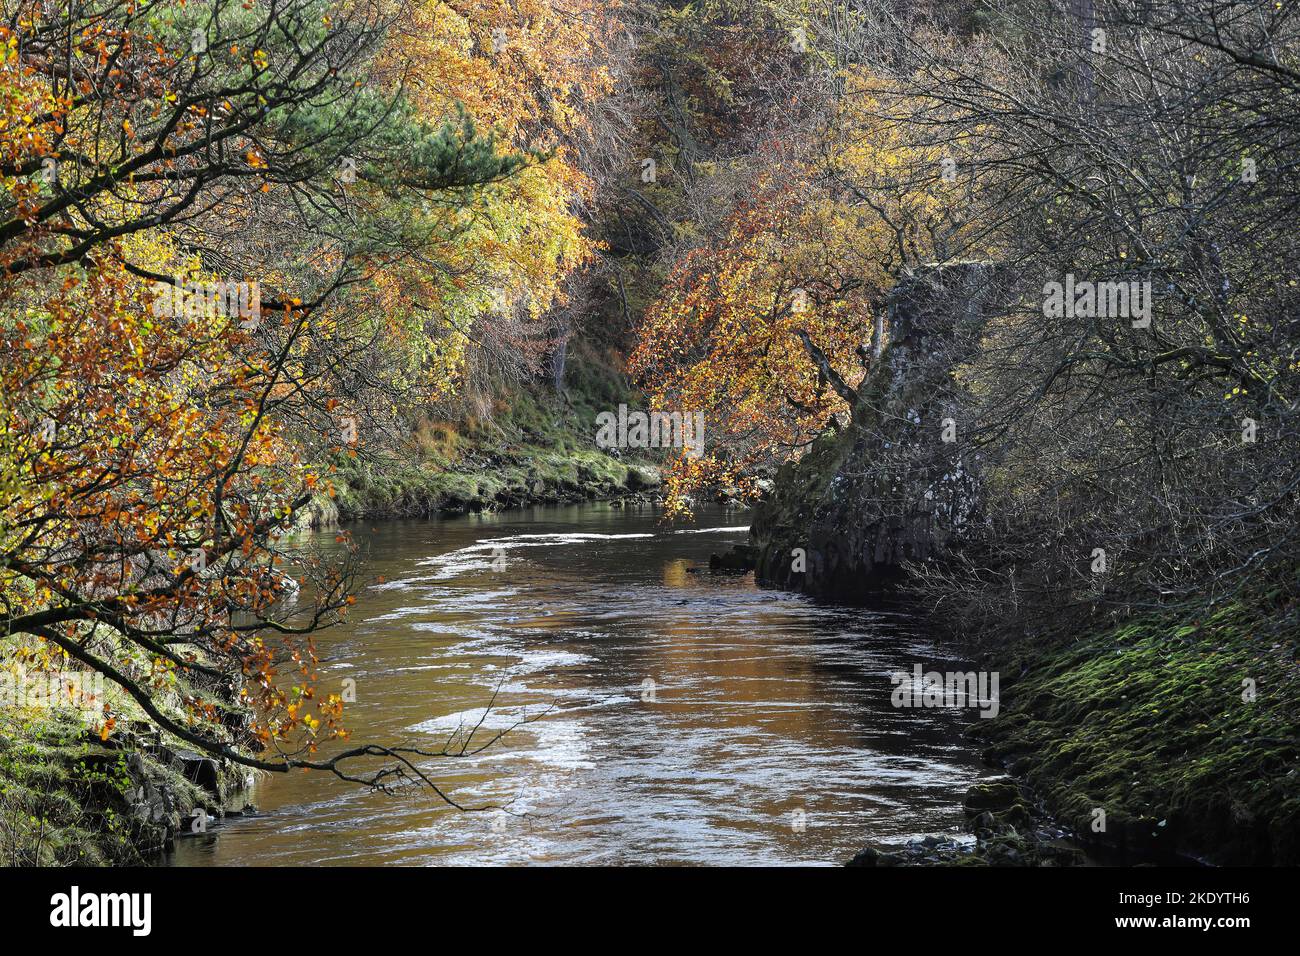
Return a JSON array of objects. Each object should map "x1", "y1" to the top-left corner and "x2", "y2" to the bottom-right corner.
[
  {"x1": 975, "y1": 593, "x2": 1300, "y2": 864},
  {"x1": 325, "y1": 354, "x2": 662, "y2": 521}
]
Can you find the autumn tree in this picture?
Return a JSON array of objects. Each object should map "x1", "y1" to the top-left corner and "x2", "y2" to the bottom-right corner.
[
  {"x1": 627, "y1": 33, "x2": 967, "y2": 512},
  {"x1": 0, "y1": 0, "x2": 601, "y2": 797}
]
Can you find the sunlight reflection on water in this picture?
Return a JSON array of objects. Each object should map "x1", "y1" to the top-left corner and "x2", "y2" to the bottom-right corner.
[{"x1": 167, "y1": 503, "x2": 992, "y2": 867}]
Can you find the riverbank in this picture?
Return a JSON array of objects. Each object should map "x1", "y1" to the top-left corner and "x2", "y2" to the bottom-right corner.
[
  {"x1": 843, "y1": 592, "x2": 1300, "y2": 867},
  {"x1": 972, "y1": 594, "x2": 1300, "y2": 866},
  {"x1": 0, "y1": 709, "x2": 252, "y2": 865},
  {"x1": 314, "y1": 374, "x2": 666, "y2": 524}
]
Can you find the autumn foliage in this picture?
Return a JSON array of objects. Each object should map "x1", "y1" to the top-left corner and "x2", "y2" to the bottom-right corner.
[
  {"x1": 0, "y1": 0, "x2": 611, "y2": 786},
  {"x1": 629, "y1": 66, "x2": 962, "y2": 513}
]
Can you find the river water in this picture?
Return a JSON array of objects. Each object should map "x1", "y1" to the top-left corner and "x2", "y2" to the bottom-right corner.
[{"x1": 168, "y1": 502, "x2": 992, "y2": 866}]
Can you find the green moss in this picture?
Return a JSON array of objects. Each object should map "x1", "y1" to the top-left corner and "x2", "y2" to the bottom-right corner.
[
  {"x1": 328, "y1": 354, "x2": 656, "y2": 521},
  {"x1": 975, "y1": 597, "x2": 1300, "y2": 864},
  {"x1": 0, "y1": 699, "x2": 237, "y2": 866},
  {"x1": 0, "y1": 712, "x2": 132, "y2": 865}
]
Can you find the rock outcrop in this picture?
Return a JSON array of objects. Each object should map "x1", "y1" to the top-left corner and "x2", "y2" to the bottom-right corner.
[{"x1": 751, "y1": 263, "x2": 1008, "y2": 600}]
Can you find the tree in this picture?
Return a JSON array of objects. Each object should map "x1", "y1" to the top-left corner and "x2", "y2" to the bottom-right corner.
[
  {"x1": 629, "y1": 59, "x2": 961, "y2": 513},
  {"x1": 0, "y1": 0, "x2": 597, "y2": 797},
  {"x1": 806, "y1": 0, "x2": 1300, "y2": 636}
]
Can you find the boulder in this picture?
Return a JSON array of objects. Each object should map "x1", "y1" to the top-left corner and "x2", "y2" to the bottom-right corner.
[
  {"x1": 845, "y1": 846, "x2": 904, "y2": 867},
  {"x1": 963, "y1": 779, "x2": 1023, "y2": 813},
  {"x1": 625, "y1": 465, "x2": 662, "y2": 491},
  {"x1": 708, "y1": 544, "x2": 758, "y2": 573},
  {"x1": 174, "y1": 749, "x2": 221, "y2": 798}
]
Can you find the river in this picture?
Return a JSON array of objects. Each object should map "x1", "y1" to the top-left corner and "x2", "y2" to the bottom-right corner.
[{"x1": 167, "y1": 502, "x2": 992, "y2": 866}]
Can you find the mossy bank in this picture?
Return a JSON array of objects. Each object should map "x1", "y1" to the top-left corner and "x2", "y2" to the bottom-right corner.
[
  {"x1": 316, "y1": 361, "x2": 666, "y2": 523},
  {"x1": 848, "y1": 595, "x2": 1300, "y2": 867},
  {"x1": 970, "y1": 593, "x2": 1300, "y2": 865},
  {"x1": 0, "y1": 710, "x2": 252, "y2": 865}
]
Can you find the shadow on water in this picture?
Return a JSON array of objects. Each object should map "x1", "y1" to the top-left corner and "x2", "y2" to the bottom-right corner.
[{"x1": 166, "y1": 502, "x2": 995, "y2": 866}]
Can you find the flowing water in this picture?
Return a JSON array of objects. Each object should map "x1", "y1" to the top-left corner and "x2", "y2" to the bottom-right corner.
[{"x1": 168, "y1": 502, "x2": 993, "y2": 866}]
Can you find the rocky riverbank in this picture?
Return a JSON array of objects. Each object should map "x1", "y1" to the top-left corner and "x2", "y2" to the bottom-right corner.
[
  {"x1": 740, "y1": 265, "x2": 1300, "y2": 867},
  {"x1": 309, "y1": 372, "x2": 672, "y2": 524},
  {"x1": 750, "y1": 263, "x2": 1002, "y2": 599},
  {"x1": 0, "y1": 710, "x2": 253, "y2": 865}
]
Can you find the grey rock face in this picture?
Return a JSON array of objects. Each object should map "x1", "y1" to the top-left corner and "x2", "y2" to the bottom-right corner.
[{"x1": 751, "y1": 263, "x2": 1009, "y2": 600}]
